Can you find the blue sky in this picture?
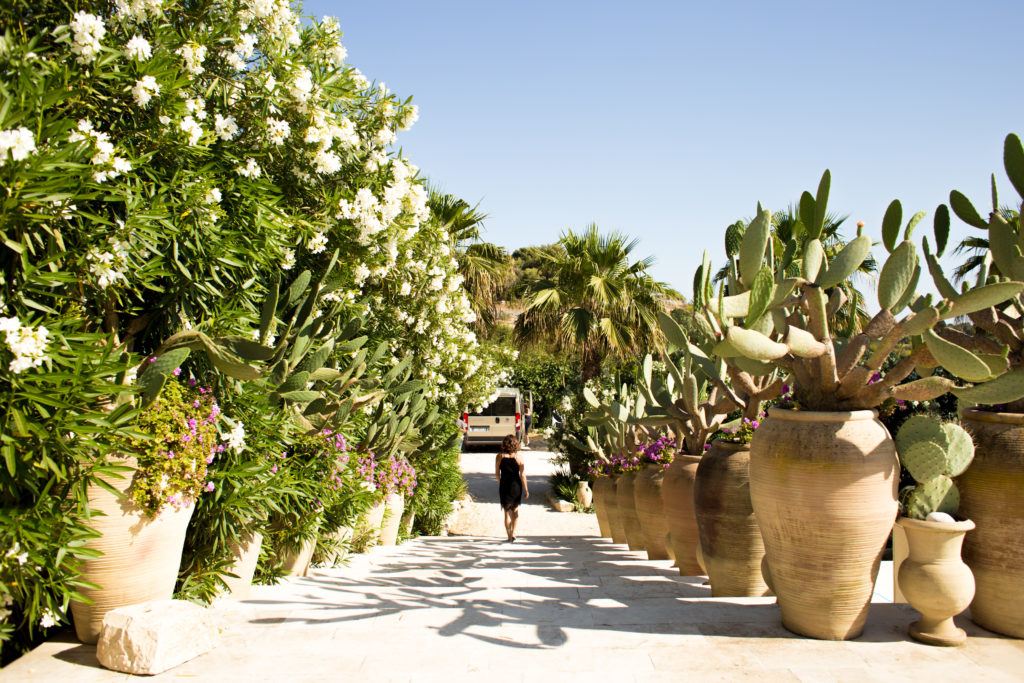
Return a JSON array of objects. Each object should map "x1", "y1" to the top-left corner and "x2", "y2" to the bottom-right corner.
[{"x1": 305, "y1": 0, "x2": 1024, "y2": 297}]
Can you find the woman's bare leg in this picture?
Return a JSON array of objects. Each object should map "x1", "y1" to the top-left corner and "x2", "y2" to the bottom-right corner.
[
  {"x1": 503, "y1": 509, "x2": 513, "y2": 541},
  {"x1": 509, "y1": 508, "x2": 519, "y2": 540}
]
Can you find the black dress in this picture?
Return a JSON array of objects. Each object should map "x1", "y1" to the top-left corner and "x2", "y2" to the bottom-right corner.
[{"x1": 498, "y1": 455, "x2": 523, "y2": 511}]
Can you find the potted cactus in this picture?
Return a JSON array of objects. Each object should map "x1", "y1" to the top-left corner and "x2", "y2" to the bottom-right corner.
[
  {"x1": 893, "y1": 416, "x2": 976, "y2": 646},
  {"x1": 650, "y1": 313, "x2": 775, "y2": 594},
  {"x1": 916, "y1": 133, "x2": 1024, "y2": 638},
  {"x1": 697, "y1": 172, "x2": 1022, "y2": 639}
]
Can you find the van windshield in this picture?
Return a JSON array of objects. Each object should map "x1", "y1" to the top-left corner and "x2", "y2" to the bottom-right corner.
[{"x1": 479, "y1": 397, "x2": 517, "y2": 416}]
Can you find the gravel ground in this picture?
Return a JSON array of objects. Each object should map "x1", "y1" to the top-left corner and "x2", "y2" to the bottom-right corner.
[{"x1": 446, "y1": 441, "x2": 599, "y2": 539}]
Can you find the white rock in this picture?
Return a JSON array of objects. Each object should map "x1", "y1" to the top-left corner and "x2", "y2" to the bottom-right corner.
[
  {"x1": 97, "y1": 599, "x2": 221, "y2": 675},
  {"x1": 925, "y1": 511, "x2": 957, "y2": 524}
]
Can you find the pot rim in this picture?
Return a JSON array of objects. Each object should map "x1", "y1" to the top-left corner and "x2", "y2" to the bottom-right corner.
[
  {"x1": 961, "y1": 407, "x2": 1024, "y2": 425},
  {"x1": 896, "y1": 516, "x2": 976, "y2": 533},
  {"x1": 708, "y1": 438, "x2": 752, "y2": 452},
  {"x1": 672, "y1": 453, "x2": 704, "y2": 463},
  {"x1": 766, "y1": 406, "x2": 878, "y2": 422}
]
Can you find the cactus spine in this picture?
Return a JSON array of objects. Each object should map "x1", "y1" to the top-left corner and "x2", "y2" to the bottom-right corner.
[{"x1": 895, "y1": 416, "x2": 974, "y2": 520}]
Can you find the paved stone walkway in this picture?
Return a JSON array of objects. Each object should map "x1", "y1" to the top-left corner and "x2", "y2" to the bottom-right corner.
[{"x1": 4, "y1": 447, "x2": 1024, "y2": 681}]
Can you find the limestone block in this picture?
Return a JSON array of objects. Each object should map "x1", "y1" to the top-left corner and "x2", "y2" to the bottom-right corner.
[{"x1": 97, "y1": 599, "x2": 221, "y2": 675}]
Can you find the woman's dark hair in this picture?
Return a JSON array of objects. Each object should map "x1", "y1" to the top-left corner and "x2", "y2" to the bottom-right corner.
[{"x1": 500, "y1": 435, "x2": 519, "y2": 454}]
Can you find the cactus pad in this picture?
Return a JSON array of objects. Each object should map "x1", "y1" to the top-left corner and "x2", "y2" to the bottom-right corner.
[
  {"x1": 895, "y1": 415, "x2": 948, "y2": 455},
  {"x1": 906, "y1": 476, "x2": 959, "y2": 520},
  {"x1": 901, "y1": 441, "x2": 948, "y2": 483},
  {"x1": 940, "y1": 423, "x2": 974, "y2": 477}
]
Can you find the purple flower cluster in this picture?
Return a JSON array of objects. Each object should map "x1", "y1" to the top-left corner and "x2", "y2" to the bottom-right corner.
[
  {"x1": 719, "y1": 412, "x2": 766, "y2": 445},
  {"x1": 637, "y1": 435, "x2": 677, "y2": 466}
]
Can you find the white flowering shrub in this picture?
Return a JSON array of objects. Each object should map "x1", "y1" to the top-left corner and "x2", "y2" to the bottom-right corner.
[{"x1": 0, "y1": 0, "x2": 502, "y2": 660}]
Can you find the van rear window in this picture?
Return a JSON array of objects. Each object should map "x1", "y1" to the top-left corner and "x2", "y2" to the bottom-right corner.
[{"x1": 479, "y1": 397, "x2": 517, "y2": 416}]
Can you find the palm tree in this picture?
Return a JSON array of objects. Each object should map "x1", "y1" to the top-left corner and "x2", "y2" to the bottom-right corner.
[
  {"x1": 514, "y1": 224, "x2": 671, "y2": 381},
  {"x1": 951, "y1": 206, "x2": 1019, "y2": 283},
  {"x1": 428, "y1": 190, "x2": 512, "y2": 335}
]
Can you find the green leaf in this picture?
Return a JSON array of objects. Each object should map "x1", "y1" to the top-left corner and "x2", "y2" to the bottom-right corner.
[
  {"x1": 904, "y1": 211, "x2": 927, "y2": 241},
  {"x1": 881, "y1": 199, "x2": 902, "y2": 253},
  {"x1": 280, "y1": 390, "x2": 320, "y2": 403},
  {"x1": 259, "y1": 277, "x2": 279, "y2": 341},
  {"x1": 336, "y1": 335, "x2": 368, "y2": 355},
  {"x1": 1004, "y1": 133, "x2": 1024, "y2": 200},
  {"x1": 933, "y1": 204, "x2": 950, "y2": 257},
  {"x1": 285, "y1": 270, "x2": 312, "y2": 308},
  {"x1": 802, "y1": 238, "x2": 825, "y2": 282},
  {"x1": 745, "y1": 266, "x2": 774, "y2": 328},
  {"x1": 817, "y1": 234, "x2": 872, "y2": 289},
  {"x1": 953, "y1": 369, "x2": 1024, "y2": 405},
  {"x1": 878, "y1": 241, "x2": 917, "y2": 310},
  {"x1": 949, "y1": 190, "x2": 988, "y2": 229},
  {"x1": 923, "y1": 329, "x2": 993, "y2": 383},
  {"x1": 799, "y1": 192, "x2": 816, "y2": 237},
  {"x1": 739, "y1": 207, "x2": 771, "y2": 287},
  {"x1": 809, "y1": 169, "x2": 831, "y2": 239}
]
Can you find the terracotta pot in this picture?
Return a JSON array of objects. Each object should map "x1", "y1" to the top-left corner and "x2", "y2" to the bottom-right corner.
[
  {"x1": 591, "y1": 477, "x2": 614, "y2": 538},
  {"x1": 615, "y1": 471, "x2": 646, "y2": 551},
  {"x1": 379, "y1": 493, "x2": 405, "y2": 546},
  {"x1": 694, "y1": 440, "x2": 769, "y2": 597},
  {"x1": 750, "y1": 408, "x2": 898, "y2": 640},
  {"x1": 662, "y1": 454, "x2": 702, "y2": 575},
  {"x1": 634, "y1": 464, "x2": 670, "y2": 560},
  {"x1": 71, "y1": 462, "x2": 194, "y2": 644},
  {"x1": 280, "y1": 536, "x2": 317, "y2": 577},
  {"x1": 222, "y1": 531, "x2": 263, "y2": 599},
  {"x1": 575, "y1": 481, "x2": 593, "y2": 509},
  {"x1": 363, "y1": 498, "x2": 387, "y2": 544},
  {"x1": 896, "y1": 517, "x2": 975, "y2": 646},
  {"x1": 959, "y1": 409, "x2": 1024, "y2": 638}
]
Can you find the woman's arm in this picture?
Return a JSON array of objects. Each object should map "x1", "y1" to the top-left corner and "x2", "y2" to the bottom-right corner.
[
  {"x1": 519, "y1": 457, "x2": 529, "y2": 499},
  {"x1": 495, "y1": 453, "x2": 501, "y2": 482}
]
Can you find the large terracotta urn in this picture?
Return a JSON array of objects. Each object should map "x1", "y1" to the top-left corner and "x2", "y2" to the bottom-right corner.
[
  {"x1": 222, "y1": 530, "x2": 263, "y2": 599},
  {"x1": 896, "y1": 517, "x2": 975, "y2": 646},
  {"x1": 958, "y1": 409, "x2": 1024, "y2": 638},
  {"x1": 615, "y1": 471, "x2": 646, "y2": 551},
  {"x1": 634, "y1": 464, "x2": 670, "y2": 560},
  {"x1": 591, "y1": 477, "x2": 614, "y2": 538},
  {"x1": 280, "y1": 535, "x2": 318, "y2": 577},
  {"x1": 71, "y1": 461, "x2": 195, "y2": 643},
  {"x1": 379, "y1": 493, "x2": 405, "y2": 546},
  {"x1": 662, "y1": 454, "x2": 703, "y2": 575},
  {"x1": 750, "y1": 408, "x2": 898, "y2": 640},
  {"x1": 605, "y1": 476, "x2": 628, "y2": 544},
  {"x1": 694, "y1": 440, "x2": 769, "y2": 597}
]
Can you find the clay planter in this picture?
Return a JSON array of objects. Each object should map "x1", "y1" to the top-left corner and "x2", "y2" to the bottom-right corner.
[
  {"x1": 662, "y1": 454, "x2": 703, "y2": 575},
  {"x1": 606, "y1": 476, "x2": 629, "y2": 544},
  {"x1": 958, "y1": 409, "x2": 1024, "y2": 638},
  {"x1": 749, "y1": 408, "x2": 898, "y2": 640},
  {"x1": 222, "y1": 531, "x2": 263, "y2": 599},
  {"x1": 591, "y1": 477, "x2": 614, "y2": 538},
  {"x1": 615, "y1": 471, "x2": 646, "y2": 551},
  {"x1": 634, "y1": 464, "x2": 670, "y2": 560},
  {"x1": 71, "y1": 462, "x2": 195, "y2": 644},
  {"x1": 379, "y1": 493, "x2": 405, "y2": 546},
  {"x1": 694, "y1": 440, "x2": 769, "y2": 597},
  {"x1": 280, "y1": 536, "x2": 317, "y2": 576},
  {"x1": 363, "y1": 498, "x2": 387, "y2": 544},
  {"x1": 896, "y1": 517, "x2": 975, "y2": 646}
]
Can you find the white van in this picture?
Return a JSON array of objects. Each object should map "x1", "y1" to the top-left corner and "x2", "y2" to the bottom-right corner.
[{"x1": 462, "y1": 387, "x2": 532, "y2": 447}]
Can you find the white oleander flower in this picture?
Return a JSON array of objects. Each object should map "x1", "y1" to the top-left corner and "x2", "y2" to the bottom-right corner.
[
  {"x1": 39, "y1": 609, "x2": 58, "y2": 629},
  {"x1": 288, "y1": 67, "x2": 313, "y2": 102},
  {"x1": 214, "y1": 114, "x2": 239, "y2": 141},
  {"x1": 266, "y1": 118, "x2": 290, "y2": 145},
  {"x1": 179, "y1": 115, "x2": 203, "y2": 145},
  {"x1": 1, "y1": 317, "x2": 51, "y2": 374},
  {"x1": 236, "y1": 157, "x2": 261, "y2": 178},
  {"x1": 328, "y1": 43, "x2": 347, "y2": 66},
  {"x1": 131, "y1": 75, "x2": 160, "y2": 107},
  {"x1": 70, "y1": 12, "x2": 106, "y2": 64},
  {"x1": 184, "y1": 97, "x2": 206, "y2": 120},
  {"x1": 314, "y1": 149, "x2": 341, "y2": 174},
  {"x1": 353, "y1": 263, "x2": 370, "y2": 286},
  {"x1": 399, "y1": 104, "x2": 419, "y2": 131},
  {"x1": 124, "y1": 34, "x2": 151, "y2": 60},
  {"x1": 225, "y1": 422, "x2": 246, "y2": 453},
  {"x1": 281, "y1": 249, "x2": 295, "y2": 270},
  {"x1": 176, "y1": 42, "x2": 206, "y2": 75},
  {"x1": 0, "y1": 127, "x2": 36, "y2": 165},
  {"x1": 307, "y1": 232, "x2": 328, "y2": 254}
]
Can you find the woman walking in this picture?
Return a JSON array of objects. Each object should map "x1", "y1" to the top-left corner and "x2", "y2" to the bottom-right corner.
[{"x1": 495, "y1": 435, "x2": 529, "y2": 542}]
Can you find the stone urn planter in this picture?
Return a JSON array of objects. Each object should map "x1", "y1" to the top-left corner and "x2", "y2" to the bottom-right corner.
[
  {"x1": 749, "y1": 408, "x2": 898, "y2": 640},
  {"x1": 615, "y1": 471, "x2": 646, "y2": 551},
  {"x1": 958, "y1": 408, "x2": 1024, "y2": 638},
  {"x1": 379, "y1": 493, "x2": 405, "y2": 546},
  {"x1": 591, "y1": 477, "x2": 614, "y2": 538},
  {"x1": 71, "y1": 462, "x2": 195, "y2": 644},
  {"x1": 694, "y1": 440, "x2": 769, "y2": 597},
  {"x1": 222, "y1": 530, "x2": 263, "y2": 599},
  {"x1": 662, "y1": 454, "x2": 702, "y2": 575},
  {"x1": 896, "y1": 517, "x2": 976, "y2": 646},
  {"x1": 606, "y1": 476, "x2": 629, "y2": 544},
  {"x1": 363, "y1": 498, "x2": 387, "y2": 544},
  {"x1": 634, "y1": 464, "x2": 670, "y2": 560},
  {"x1": 280, "y1": 535, "x2": 318, "y2": 577}
]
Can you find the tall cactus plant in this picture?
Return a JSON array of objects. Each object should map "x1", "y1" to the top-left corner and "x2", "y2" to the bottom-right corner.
[
  {"x1": 919, "y1": 133, "x2": 1024, "y2": 410},
  {"x1": 697, "y1": 171, "x2": 1024, "y2": 411}
]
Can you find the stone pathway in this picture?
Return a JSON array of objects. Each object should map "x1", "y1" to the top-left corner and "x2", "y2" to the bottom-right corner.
[{"x1": 4, "y1": 447, "x2": 1024, "y2": 681}]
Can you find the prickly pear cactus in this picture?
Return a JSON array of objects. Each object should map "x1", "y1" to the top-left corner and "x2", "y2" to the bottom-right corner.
[{"x1": 895, "y1": 416, "x2": 974, "y2": 520}]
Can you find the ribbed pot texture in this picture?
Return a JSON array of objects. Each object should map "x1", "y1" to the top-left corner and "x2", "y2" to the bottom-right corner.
[
  {"x1": 958, "y1": 409, "x2": 1024, "y2": 638},
  {"x1": 694, "y1": 440, "x2": 769, "y2": 597},
  {"x1": 896, "y1": 517, "x2": 975, "y2": 646},
  {"x1": 750, "y1": 408, "x2": 898, "y2": 640},
  {"x1": 662, "y1": 454, "x2": 702, "y2": 575},
  {"x1": 591, "y1": 477, "x2": 614, "y2": 539},
  {"x1": 634, "y1": 464, "x2": 670, "y2": 560},
  {"x1": 606, "y1": 476, "x2": 628, "y2": 544},
  {"x1": 223, "y1": 531, "x2": 264, "y2": 599},
  {"x1": 280, "y1": 535, "x2": 318, "y2": 577},
  {"x1": 364, "y1": 498, "x2": 387, "y2": 544},
  {"x1": 379, "y1": 493, "x2": 405, "y2": 546},
  {"x1": 70, "y1": 461, "x2": 194, "y2": 644},
  {"x1": 616, "y1": 472, "x2": 646, "y2": 551}
]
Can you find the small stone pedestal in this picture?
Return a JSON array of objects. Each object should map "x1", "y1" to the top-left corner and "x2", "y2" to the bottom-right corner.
[{"x1": 97, "y1": 599, "x2": 221, "y2": 675}]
